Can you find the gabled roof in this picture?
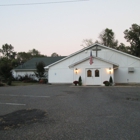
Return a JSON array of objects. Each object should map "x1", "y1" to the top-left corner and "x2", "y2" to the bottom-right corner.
[
  {"x1": 45, "y1": 43, "x2": 140, "y2": 69},
  {"x1": 14, "y1": 57, "x2": 66, "y2": 70},
  {"x1": 69, "y1": 56, "x2": 119, "y2": 69}
]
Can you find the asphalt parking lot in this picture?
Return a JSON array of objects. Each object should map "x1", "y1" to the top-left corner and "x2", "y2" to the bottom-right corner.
[{"x1": 0, "y1": 85, "x2": 140, "y2": 140}]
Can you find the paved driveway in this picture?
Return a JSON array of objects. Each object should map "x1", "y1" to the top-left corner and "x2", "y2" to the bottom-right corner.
[{"x1": 0, "y1": 85, "x2": 140, "y2": 140}]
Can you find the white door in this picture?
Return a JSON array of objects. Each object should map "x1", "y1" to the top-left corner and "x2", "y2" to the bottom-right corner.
[
  {"x1": 86, "y1": 69, "x2": 101, "y2": 85},
  {"x1": 86, "y1": 69, "x2": 94, "y2": 85}
]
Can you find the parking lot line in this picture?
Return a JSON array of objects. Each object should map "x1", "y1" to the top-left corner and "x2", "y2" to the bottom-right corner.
[
  {"x1": 0, "y1": 102, "x2": 26, "y2": 106},
  {"x1": 0, "y1": 94, "x2": 50, "y2": 98}
]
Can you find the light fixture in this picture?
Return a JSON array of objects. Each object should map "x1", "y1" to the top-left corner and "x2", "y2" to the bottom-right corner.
[
  {"x1": 75, "y1": 68, "x2": 78, "y2": 74},
  {"x1": 109, "y1": 67, "x2": 111, "y2": 74}
]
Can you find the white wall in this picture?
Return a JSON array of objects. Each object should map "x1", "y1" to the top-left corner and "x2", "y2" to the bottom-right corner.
[
  {"x1": 49, "y1": 56, "x2": 114, "y2": 85},
  {"x1": 48, "y1": 46, "x2": 140, "y2": 84},
  {"x1": 48, "y1": 50, "x2": 90, "y2": 84},
  {"x1": 13, "y1": 71, "x2": 46, "y2": 81},
  {"x1": 48, "y1": 68, "x2": 73, "y2": 83},
  {"x1": 100, "y1": 49, "x2": 140, "y2": 83},
  {"x1": 114, "y1": 68, "x2": 140, "y2": 83},
  {"x1": 73, "y1": 59, "x2": 113, "y2": 85},
  {"x1": 99, "y1": 49, "x2": 140, "y2": 67},
  {"x1": 89, "y1": 48, "x2": 140, "y2": 83},
  {"x1": 12, "y1": 71, "x2": 38, "y2": 80}
]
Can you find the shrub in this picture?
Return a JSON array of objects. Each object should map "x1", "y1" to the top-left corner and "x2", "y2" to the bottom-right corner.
[
  {"x1": 103, "y1": 81, "x2": 107, "y2": 84},
  {"x1": 7, "y1": 78, "x2": 12, "y2": 85},
  {"x1": 45, "y1": 79, "x2": 48, "y2": 84},
  {"x1": 17, "y1": 75, "x2": 37, "y2": 83},
  {"x1": 109, "y1": 76, "x2": 113, "y2": 85},
  {"x1": 103, "y1": 81, "x2": 110, "y2": 86},
  {"x1": 34, "y1": 61, "x2": 46, "y2": 80},
  {"x1": 39, "y1": 79, "x2": 48, "y2": 84},
  {"x1": 39, "y1": 77, "x2": 48, "y2": 84},
  {"x1": 39, "y1": 79, "x2": 44, "y2": 84},
  {"x1": 78, "y1": 76, "x2": 82, "y2": 86},
  {"x1": 73, "y1": 81, "x2": 79, "y2": 86},
  {"x1": 0, "y1": 82, "x2": 5, "y2": 87}
]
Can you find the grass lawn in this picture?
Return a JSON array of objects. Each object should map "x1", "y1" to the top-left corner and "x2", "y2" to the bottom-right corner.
[{"x1": 11, "y1": 81, "x2": 39, "y2": 86}]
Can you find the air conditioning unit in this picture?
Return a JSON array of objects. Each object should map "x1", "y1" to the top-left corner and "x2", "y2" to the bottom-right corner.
[{"x1": 128, "y1": 67, "x2": 134, "y2": 72}]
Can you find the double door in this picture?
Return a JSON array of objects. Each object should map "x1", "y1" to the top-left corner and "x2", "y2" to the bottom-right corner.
[{"x1": 86, "y1": 68, "x2": 101, "y2": 85}]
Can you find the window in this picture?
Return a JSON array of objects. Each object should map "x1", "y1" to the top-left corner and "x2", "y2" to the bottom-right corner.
[
  {"x1": 87, "y1": 70, "x2": 92, "y2": 77},
  {"x1": 95, "y1": 69, "x2": 99, "y2": 77}
]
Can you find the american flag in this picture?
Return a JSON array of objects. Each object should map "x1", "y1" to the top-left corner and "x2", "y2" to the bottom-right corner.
[{"x1": 89, "y1": 50, "x2": 93, "y2": 65}]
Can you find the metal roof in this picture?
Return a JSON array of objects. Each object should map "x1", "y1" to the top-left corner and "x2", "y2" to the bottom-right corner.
[{"x1": 14, "y1": 57, "x2": 66, "y2": 70}]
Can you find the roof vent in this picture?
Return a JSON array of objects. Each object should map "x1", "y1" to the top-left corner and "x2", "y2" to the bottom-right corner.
[{"x1": 128, "y1": 67, "x2": 134, "y2": 72}]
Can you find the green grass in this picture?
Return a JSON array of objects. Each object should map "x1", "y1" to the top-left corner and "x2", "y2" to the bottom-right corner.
[{"x1": 11, "y1": 81, "x2": 39, "y2": 86}]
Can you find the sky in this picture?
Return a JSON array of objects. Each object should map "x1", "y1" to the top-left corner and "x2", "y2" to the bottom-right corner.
[{"x1": 0, "y1": 0, "x2": 140, "y2": 56}]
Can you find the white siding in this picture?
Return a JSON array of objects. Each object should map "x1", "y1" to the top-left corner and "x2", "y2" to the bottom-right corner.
[
  {"x1": 101, "y1": 49, "x2": 140, "y2": 83},
  {"x1": 48, "y1": 46, "x2": 140, "y2": 84},
  {"x1": 49, "y1": 68, "x2": 73, "y2": 83},
  {"x1": 72, "y1": 59, "x2": 113, "y2": 85},
  {"x1": 48, "y1": 51, "x2": 89, "y2": 84},
  {"x1": 114, "y1": 68, "x2": 140, "y2": 83}
]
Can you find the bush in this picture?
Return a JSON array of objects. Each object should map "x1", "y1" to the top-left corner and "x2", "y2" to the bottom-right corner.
[
  {"x1": 103, "y1": 81, "x2": 110, "y2": 86},
  {"x1": 0, "y1": 82, "x2": 5, "y2": 87},
  {"x1": 109, "y1": 76, "x2": 113, "y2": 85},
  {"x1": 73, "y1": 81, "x2": 79, "y2": 86},
  {"x1": 7, "y1": 78, "x2": 12, "y2": 85},
  {"x1": 78, "y1": 76, "x2": 82, "y2": 86},
  {"x1": 39, "y1": 78, "x2": 48, "y2": 84},
  {"x1": 45, "y1": 79, "x2": 48, "y2": 83},
  {"x1": 34, "y1": 61, "x2": 46, "y2": 80},
  {"x1": 17, "y1": 75, "x2": 37, "y2": 83},
  {"x1": 39, "y1": 79, "x2": 45, "y2": 84}
]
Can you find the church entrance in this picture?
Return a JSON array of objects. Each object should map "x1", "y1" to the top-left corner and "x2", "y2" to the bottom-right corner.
[{"x1": 86, "y1": 68, "x2": 101, "y2": 85}]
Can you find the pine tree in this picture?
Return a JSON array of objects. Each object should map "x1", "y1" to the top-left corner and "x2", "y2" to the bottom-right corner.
[
  {"x1": 78, "y1": 76, "x2": 82, "y2": 86},
  {"x1": 109, "y1": 76, "x2": 113, "y2": 85}
]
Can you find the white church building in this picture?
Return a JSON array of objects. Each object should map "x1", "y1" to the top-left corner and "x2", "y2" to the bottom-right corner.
[{"x1": 45, "y1": 43, "x2": 140, "y2": 85}]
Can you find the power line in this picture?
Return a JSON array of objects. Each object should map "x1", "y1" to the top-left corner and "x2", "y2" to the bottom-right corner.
[{"x1": 0, "y1": 0, "x2": 89, "y2": 7}]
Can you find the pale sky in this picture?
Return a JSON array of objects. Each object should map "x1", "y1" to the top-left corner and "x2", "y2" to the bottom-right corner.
[{"x1": 0, "y1": 0, "x2": 140, "y2": 56}]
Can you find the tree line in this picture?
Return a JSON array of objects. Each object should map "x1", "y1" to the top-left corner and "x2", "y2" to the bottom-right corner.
[
  {"x1": 0, "y1": 45, "x2": 60, "y2": 67},
  {"x1": 81, "y1": 23, "x2": 140, "y2": 57},
  {"x1": 0, "y1": 45, "x2": 59, "y2": 84},
  {"x1": 0, "y1": 23, "x2": 139, "y2": 84}
]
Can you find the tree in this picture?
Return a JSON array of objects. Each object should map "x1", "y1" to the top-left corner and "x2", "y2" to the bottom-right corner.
[
  {"x1": 0, "y1": 58, "x2": 13, "y2": 84},
  {"x1": 99, "y1": 28, "x2": 118, "y2": 48},
  {"x1": 11, "y1": 59, "x2": 20, "y2": 68},
  {"x1": 124, "y1": 24, "x2": 140, "y2": 57},
  {"x1": 17, "y1": 52, "x2": 32, "y2": 63},
  {"x1": 81, "y1": 39, "x2": 94, "y2": 47},
  {"x1": 0, "y1": 44, "x2": 16, "y2": 59},
  {"x1": 34, "y1": 61, "x2": 46, "y2": 80},
  {"x1": 78, "y1": 76, "x2": 82, "y2": 86},
  {"x1": 95, "y1": 40, "x2": 100, "y2": 43},
  {"x1": 29, "y1": 48, "x2": 41, "y2": 56},
  {"x1": 109, "y1": 76, "x2": 113, "y2": 86},
  {"x1": 116, "y1": 43, "x2": 129, "y2": 53},
  {"x1": 17, "y1": 50, "x2": 46, "y2": 64},
  {"x1": 51, "y1": 53, "x2": 59, "y2": 57}
]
